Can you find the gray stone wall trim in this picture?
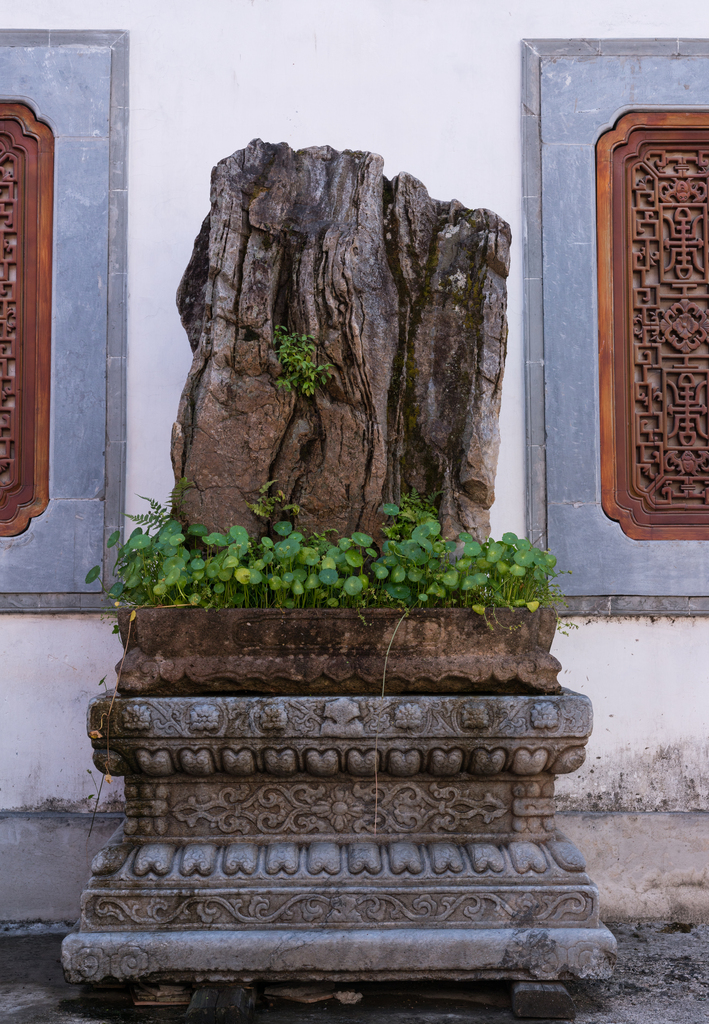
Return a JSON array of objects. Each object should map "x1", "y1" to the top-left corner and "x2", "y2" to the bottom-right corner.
[
  {"x1": 522, "y1": 39, "x2": 709, "y2": 607},
  {"x1": 0, "y1": 31, "x2": 128, "y2": 609},
  {"x1": 0, "y1": 812, "x2": 125, "y2": 924}
]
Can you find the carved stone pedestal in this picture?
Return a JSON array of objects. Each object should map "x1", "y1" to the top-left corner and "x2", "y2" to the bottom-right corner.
[{"x1": 62, "y1": 690, "x2": 616, "y2": 986}]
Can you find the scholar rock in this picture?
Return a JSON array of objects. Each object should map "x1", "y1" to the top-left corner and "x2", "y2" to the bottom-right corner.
[{"x1": 172, "y1": 139, "x2": 510, "y2": 541}]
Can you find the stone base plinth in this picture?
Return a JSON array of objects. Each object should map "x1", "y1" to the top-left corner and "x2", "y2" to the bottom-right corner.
[
  {"x1": 62, "y1": 924, "x2": 617, "y2": 984},
  {"x1": 63, "y1": 690, "x2": 616, "y2": 987}
]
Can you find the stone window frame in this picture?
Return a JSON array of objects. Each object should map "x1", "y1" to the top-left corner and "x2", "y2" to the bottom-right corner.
[
  {"x1": 0, "y1": 30, "x2": 128, "y2": 612},
  {"x1": 523, "y1": 38, "x2": 709, "y2": 615}
]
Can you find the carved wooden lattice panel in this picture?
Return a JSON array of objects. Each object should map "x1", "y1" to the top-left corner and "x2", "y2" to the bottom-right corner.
[
  {"x1": 0, "y1": 105, "x2": 52, "y2": 537},
  {"x1": 598, "y1": 112, "x2": 709, "y2": 539}
]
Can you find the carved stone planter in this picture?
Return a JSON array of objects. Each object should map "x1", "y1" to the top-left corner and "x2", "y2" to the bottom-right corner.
[
  {"x1": 62, "y1": 609, "x2": 615, "y2": 986},
  {"x1": 115, "y1": 606, "x2": 563, "y2": 697}
]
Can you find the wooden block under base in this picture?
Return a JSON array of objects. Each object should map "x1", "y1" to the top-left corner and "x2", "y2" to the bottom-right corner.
[
  {"x1": 216, "y1": 987, "x2": 255, "y2": 1024},
  {"x1": 510, "y1": 982, "x2": 575, "y2": 1020},
  {"x1": 186, "y1": 986, "x2": 255, "y2": 1024},
  {"x1": 186, "y1": 988, "x2": 219, "y2": 1024}
]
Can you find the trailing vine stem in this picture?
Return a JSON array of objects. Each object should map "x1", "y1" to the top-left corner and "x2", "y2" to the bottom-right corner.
[
  {"x1": 373, "y1": 606, "x2": 410, "y2": 836},
  {"x1": 86, "y1": 610, "x2": 136, "y2": 842}
]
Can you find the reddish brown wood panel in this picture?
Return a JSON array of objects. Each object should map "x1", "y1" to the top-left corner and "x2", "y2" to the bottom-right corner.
[
  {"x1": 0, "y1": 104, "x2": 53, "y2": 536},
  {"x1": 598, "y1": 111, "x2": 709, "y2": 540}
]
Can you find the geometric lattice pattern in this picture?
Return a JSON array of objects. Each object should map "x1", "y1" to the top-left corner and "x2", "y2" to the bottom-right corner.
[{"x1": 599, "y1": 113, "x2": 709, "y2": 538}]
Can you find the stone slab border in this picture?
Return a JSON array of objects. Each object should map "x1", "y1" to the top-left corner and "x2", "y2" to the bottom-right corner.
[
  {"x1": 522, "y1": 39, "x2": 709, "y2": 613},
  {"x1": 0, "y1": 30, "x2": 128, "y2": 611}
]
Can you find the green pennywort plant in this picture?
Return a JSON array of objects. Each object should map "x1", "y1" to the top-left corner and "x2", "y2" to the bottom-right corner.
[
  {"x1": 87, "y1": 503, "x2": 564, "y2": 614},
  {"x1": 274, "y1": 325, "x2": 334, "y2": 396}
]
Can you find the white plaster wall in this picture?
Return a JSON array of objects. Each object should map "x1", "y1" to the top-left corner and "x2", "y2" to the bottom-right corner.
[
  {"x1": 1, "y1": 0, "x2": 708, "y2": 815},
  {"x1": 0, "y1": 617, "x2": 124, "y2": 811},
  {"x1": 554, "y1": 618, "x2": 709, "y2": 811}
]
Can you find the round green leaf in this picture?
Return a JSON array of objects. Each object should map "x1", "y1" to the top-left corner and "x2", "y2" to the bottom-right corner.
[
  {"x1": 228, "y1": 525, "x2": 249, "y2": 546},
  {"x1": 337, "y1": 537, "x2": 353, "y2": 551},
  {"x1": 291, "y1": 580, "x2": 304, "y2": 596},
  {"x1": 442, "y1": 570, "x2": 459, "y2": 588},
  {"x1": 107, "y1": 530, "x2": 121, "y2": 549},
  {"x1": 382, "y1": 503, "x2": 399, "y2": 516},
  {"x1": 352, "y1": 531, "x2": 373, "y2": 547},
  {"x1": 131, "y1": 534, "x2": 152, "y2": 550},
  {"x1": 463, "y1": 541, "x2": 482, "y2": 557},
  {"x1": 502, "y1": 532, "x2": 518, "y2": 545},
  {"x1": 213, "y1": 582, "x2": 225, "y2": 594},
  {"x1": 190, "y1": 558, "x2": 206, "y2": 570},
  {"x1": 187, "y1": 523, "x2": 208, "y2": 536},
  {"x1": 319, "y1": 568, "x2": 339, "y2": 585},
  {"x1": 345, "y1": 549, "x2": 363, "y2": 568},
  {"x1": 85, "y1": 565, "x2": 101, "y2": 584},
  {"x1": 268, "y1": 575, "x2": 282, "y2": 590},
  {"x1": 401, "y1": 541, "x2": 427, "y2": 564},
  {"x1": 407, "y1": 568, "x2": 423, "y2": 582},
  {"x1": 273, "y1": 521, "x2": 293, "y2": 536},
  {"x1": 343, "y1": 576, "x2": 363, "y2": 596},
  {"x1": 204, "y1": 532, "x2": 228, "y2": 547},
  {"x1": 305, "y1": 573, "x2": 319, "y2": 589},
  {"x1": 510, "y1": 564, "x2": 526, "y2": 577},
  {"x1": 374, "y1": 565, "x2": 389, "y2": 580},
  {"x1": 326, "y1": 597, "x2": 340, "y2": 607},
  {"x1": 168, "y1": 533, "x2": 186, "y2": 546},
  {"x1": 384, "y1": 582, "x2": 411, "y2": 601},
  {"x1": 275, "y1": 538, "x2": 300, "y2": 559},
  {"x1": 366, "y1": 547, "x2": 378, "y2": 557},
  {"x1": 391, "y1": 565, "x2": 406, "y2": 584},
  {"x1": 260, "y1": 536, "x2": 274, "y2": 549},
  {"x1": 460, "y1": 575, "x2": 477, "y2": 591},
  {"x1": 282, "y1": 572, "x2": 294, "y2": 583},
  {"x1": 496, "y1": 561, "x2": 510, "y2": 575},
  {"x1": 513, "y1": 549, "x2": 535, "y2": 567},
  {"x1": 165, "y1": 568, "x2": 181, "y2": 585}
]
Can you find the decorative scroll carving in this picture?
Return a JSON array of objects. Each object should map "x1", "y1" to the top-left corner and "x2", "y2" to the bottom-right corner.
[
  {"x1": 0, "y1": 105, "x2": 52, "y2": 536},
  {"x1": 83, "y1": 886, "x2": 597, "y2": 930},
  {"x1": 166, "y1": 782, "x2": 509, "y2": 837},
  {"x1": 598, "y1": 112, "x2": 709, "y2": 538}
]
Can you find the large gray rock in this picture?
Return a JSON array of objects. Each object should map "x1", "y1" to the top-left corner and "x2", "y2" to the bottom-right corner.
[{"x1": 172, "y1": 140, "x2": 510, "y2": 541}]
